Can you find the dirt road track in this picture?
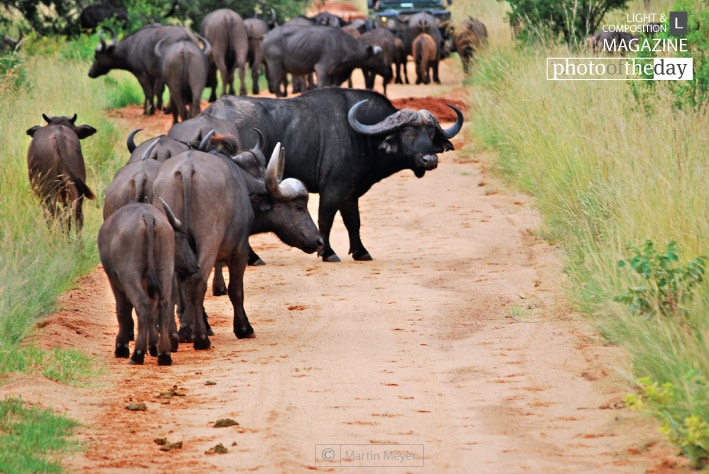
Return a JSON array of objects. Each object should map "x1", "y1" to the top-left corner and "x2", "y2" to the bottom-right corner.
[{"x1": 1, "y1": 59, "x2": 688, "y2": 473}]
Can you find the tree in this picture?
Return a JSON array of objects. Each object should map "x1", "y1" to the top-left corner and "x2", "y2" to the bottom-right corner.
[
  {"x1": 0, "y1": 0, "x2": 311, "y2": 37},
  {"x1": 502, "y1": 0, "x2": 631, "y2": 45}
]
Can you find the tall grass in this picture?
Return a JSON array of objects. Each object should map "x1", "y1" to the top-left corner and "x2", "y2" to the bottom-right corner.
[
  {"x1": 0, "y1": 51, "x2": 129, "y2": 355},
  {"x1": 0, "y1": 36, "x2": 136, "y2": 471},
  {"x1": 467, "y1": 1, "x2": 707, "y2": 464}
]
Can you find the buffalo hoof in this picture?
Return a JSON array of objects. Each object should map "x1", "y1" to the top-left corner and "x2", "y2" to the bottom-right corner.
[
  {"x1": 212, "y1": 286, "x2": 227, "y2": 296},
  {"x1": 129, "y1": 352, "x2": 145, "y2": 365},
  {"x1": 193, "y1": 336, "x2": 211, "y2": 351},
  {"x1": 249, "y1": 257, "x2": 266, "y2": 266},
  {"x1": 319, "y1": 249, "x2": 341, "y2": 262},
  {"x1": 203, "y1": 310, "x2": 215, "y2": 337},
  {"x1": 235, "y1": 326, "x2": 255, "y2": 339},
  {"x1": 157, "y1": 354, "x2": 172, "y2": 366},
  {"x1": 351, "y1": 250, "x2": 373, "y2": 261},
  {"x1": 178, "y1": 326, "x2": 193, "y2": 343},
  {"x1": 149, "y1": 344, "x2": 158, "y2": 357},
  {"x1": 170, "y1": 334, "x2": 179, "y2": 352},
  {"x1": 115, "y1": 344, "x2": 130, "y2": 358}
]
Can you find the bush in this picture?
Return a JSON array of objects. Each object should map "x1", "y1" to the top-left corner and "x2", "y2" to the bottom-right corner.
[
  {"x1": 626, "y1": 373, "x2": 709, "y2": 469},
  {"x1": 501, "y1": 0, "x2": 630, "y2": 45},
  {"x1": 614, "y1": 240, "x2": 706, "y2": 321}
]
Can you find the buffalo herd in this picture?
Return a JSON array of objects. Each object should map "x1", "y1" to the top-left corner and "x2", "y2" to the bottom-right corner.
[{"x1": 26, "y1": 7, "x2": 473, "y2": 365}]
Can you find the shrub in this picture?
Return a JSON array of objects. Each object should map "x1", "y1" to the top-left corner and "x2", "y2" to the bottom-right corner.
[{"x1": 614, "y1": 240, "x2": 706, "y2": 321}]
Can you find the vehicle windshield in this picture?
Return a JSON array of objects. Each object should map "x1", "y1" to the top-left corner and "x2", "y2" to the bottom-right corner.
[{"x1": 377, "y1": 0, "x2": 445, "y2": 9}]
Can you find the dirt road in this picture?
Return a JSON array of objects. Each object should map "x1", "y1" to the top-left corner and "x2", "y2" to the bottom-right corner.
[{"x1": 3, "y1": 59, "x2": 687, "y2": 473}]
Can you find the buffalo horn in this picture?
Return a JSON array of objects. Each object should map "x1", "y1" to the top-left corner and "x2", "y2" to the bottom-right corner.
[
  {"x1": 251, "y1": 128, "x2": 265, "y2": 154},
  {"x1": 99, "y1": 27, "x2": 117, "y2": 49},
  {"x1": 139, "y1": 137, "x2": 160, "y2": 161},
  {"x1": 42, "y1": 113, "x2": 51, "y2": 124},
  {"x1": 158, "y1": 197, "x2": 184, "y2": 231},
  {"x1": 271, "y1": 8, "x2": 277, "y2": 23},
  {"x1": 198, "y1": 129, "x2": 216, "y2": 151},
  {"x1": 127, "y1": 128, "x2": 143, "y2": 153},
  {"x1": 439, "y1": 105, "x2": 464, "y2": 138},
  {"x1": 347, "y1": 100, "x2": 420, "y2": 135},
  {"x1": 70, "y1": 113, "x2": 77, "y2": 123},
  {"x1": 265, "y1": 143, "x2": 308, "y2": 200}
]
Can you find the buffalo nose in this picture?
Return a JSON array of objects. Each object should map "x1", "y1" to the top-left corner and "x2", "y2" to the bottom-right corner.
[{"x1": 422, "y1": 154, "x2": 438, "y2": 170}]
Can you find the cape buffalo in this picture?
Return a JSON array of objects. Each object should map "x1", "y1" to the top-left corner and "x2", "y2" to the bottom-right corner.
[
  {"x1": 154, "y1": 37, "x2": 210, "y2": 123},
  {"x1": 404, "y1": 13, "x2": 442, "y2": 83},
  {"x1": 103, "y1": 159, "x2": 160, "y2": 219},
  {"x1": 394, "y1": 37, "x2": 409, "y2": 84},
  {"x1": 152, "y1": 139, "x2": 323, "y2": 347},
  {"x1": 198, "y1": 87, "x2": 463, "y2": 262},
  {"x1": 413, "y1": 32, "x2": 438, "y2": 84},
  {"x1": 26, "y1": 114, "x2": 96, "y2": 234},
  {"x1": 201, "y1": 8, "x2": 249, "y2": 100},
  {"x1": 452, "y1": 16, "x2": 488, "y2": 74},
  {"x1": 98, "y1": 200, "x2": 199, "y2": 365},
  {"x1": 79, "y1": 3, "x2": 128, "y2": 32},
  {"x1": 245, "y1": 16, "x2": 273, "y2": 95},
  {"x1": 126, "y1": 129, "x2": 191, "y2": 164},
  {"x1": 88, "y1": 25, "x2": 201, "y2": 115},
  {"x1": 359, "y1": 28, "x2": 397, "y2": 95},
  {"x1": 262, "y1": 24, "x2": 384, "y2": 97}
]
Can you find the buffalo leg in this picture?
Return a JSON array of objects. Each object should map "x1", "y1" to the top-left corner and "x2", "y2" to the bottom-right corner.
[
  {"x1": 111, "y1": 284, "x2": 133, "y2": 358},
  {"x1": 237, "y1": 62, "x2": 247, "y2": 96},
  {"x1": 317, "y1": 197, "x2": 341, "y2": 262},
  {"x1": 228, "y1": 253, "x2": 254, "y2": 339},
  {"x1": 180, "y1": 272, "x2": 210, "y2": 350},
  {"x1": 340, "y1": 198, "x2": 371, "y2": 261},
  {"x1": 212, "y1": 262, "x2": 228, "y2": 296}
]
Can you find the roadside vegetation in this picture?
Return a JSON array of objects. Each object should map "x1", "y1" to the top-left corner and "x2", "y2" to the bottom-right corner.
[
  {"x1": 464, "y1": 0, "x2": 708, "y2": 467},
  {"x1": 0, "y1": 35, "x2": 139, "y2": 473}
]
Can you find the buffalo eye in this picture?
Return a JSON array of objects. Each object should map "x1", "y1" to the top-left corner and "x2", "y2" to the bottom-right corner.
[{"x1": 402, "y1": 128, "x2": 416, "y2": 141}]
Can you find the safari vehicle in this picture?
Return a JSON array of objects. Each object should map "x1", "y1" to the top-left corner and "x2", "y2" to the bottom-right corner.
[{"x1": 367, "y1": 0, "x2": 453, "y2": 55}]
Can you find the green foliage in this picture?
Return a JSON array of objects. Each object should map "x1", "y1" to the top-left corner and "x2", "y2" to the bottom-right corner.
[
  {"x1": 615, "y1": 241, "x2": 706, "y2": 320},
  {"x1": 169, "y1": 0, "x2": 310, "y2": 29},
  {"x1": 0, "y1": 398, "x2": 80, "y2": 473},
  {"x1": 667, "y1": 0, "x2": 709, "y2": 110},
  {"x1": 626, "y1": 373, "x2": 709, "y2": 468},
  {"x1": 628, "y1": 1, "x2": 708, "y2": 111},
  {"x1": 1, "y1": 0, "x2": 77, "y2": 36},
  {"x1": 2, "y1": 0, "x2": 311, "y2": 38},
  {"x1": 0, "y1": 49, "x2": 26, "y2": 90},
  {"x1": 501, "y1": 0, "x2": 631, "y2": 45}
]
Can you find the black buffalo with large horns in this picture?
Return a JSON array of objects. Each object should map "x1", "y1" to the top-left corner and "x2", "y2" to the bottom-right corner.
[{"x1": 194, "y1": 88, "x2": 463, "y2": 262}]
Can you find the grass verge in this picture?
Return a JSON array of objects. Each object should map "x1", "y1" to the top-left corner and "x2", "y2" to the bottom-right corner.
[{"x1": 467, "y1": 31, "x2": 707, "y2": 467}]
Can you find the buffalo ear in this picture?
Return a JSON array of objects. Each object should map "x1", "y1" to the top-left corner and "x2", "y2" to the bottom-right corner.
[
  {"x1": 26, "y1": 126, "x2": 40, "y2": 137},
  {"x1": 249, "y1": 193, "x2": 273, "y2": 212},
  {"x1": 434, "y1": 138, "x2": 454, "y2": 153},
  {"x1": 75, "y1": 125, "x2": 97, "y2": 139},
  {"x1": 378, "y1": 134, "x2": 398, "y2": 154}
]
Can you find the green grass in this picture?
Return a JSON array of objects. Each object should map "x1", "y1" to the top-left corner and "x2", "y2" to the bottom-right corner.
[
  {"x1": 466, "y1": 0, "x2": 707, "y2": 465},
  {"x1": 0, "y1": 36, "x2": 134, "y2": 472},
  {"x1": 0, "y1": 398, "x2": 80, "y2": 474}
]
